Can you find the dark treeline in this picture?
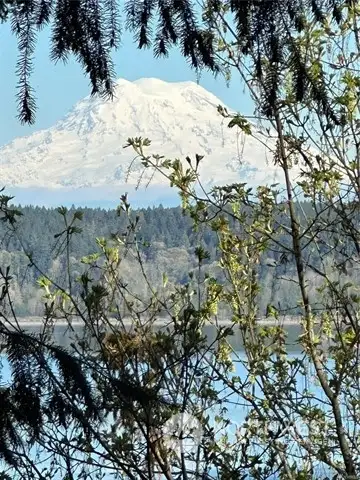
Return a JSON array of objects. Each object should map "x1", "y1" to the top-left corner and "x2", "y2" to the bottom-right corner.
[
  {"x1": 0, "y1": 201, "x2": 353, "y2": 317},
  {"x1": 1, "y1": 204, "x2": 200, "y2": 271},
  {"x1": 0, "y1": 203, "x2": 214, "y2": 316}
]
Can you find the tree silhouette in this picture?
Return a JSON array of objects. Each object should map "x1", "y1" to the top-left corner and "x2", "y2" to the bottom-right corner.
[{"x1": 1, "y1": 0, "x2": 345, "y2": 124}]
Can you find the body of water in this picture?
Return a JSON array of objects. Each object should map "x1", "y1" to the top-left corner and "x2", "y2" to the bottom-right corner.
[{"x1": 0, "y1": 324, "x2": 340, "y2": 479}]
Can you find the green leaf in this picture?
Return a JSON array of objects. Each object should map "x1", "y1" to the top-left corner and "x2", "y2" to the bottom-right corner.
[
  {"x1": 227, "y1": 114, "x2": 252, "y2": 134},
  {"x1": 57, "y1": 206, "x2": 68, "y2": 216},
  {"x1": 81, "y1": 253, "x2": 101, "y2": 264}
]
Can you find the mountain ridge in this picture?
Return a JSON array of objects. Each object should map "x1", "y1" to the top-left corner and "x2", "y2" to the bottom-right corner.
[{"x1": 0, "y1": 77, "x2": 282, "y2": 205}]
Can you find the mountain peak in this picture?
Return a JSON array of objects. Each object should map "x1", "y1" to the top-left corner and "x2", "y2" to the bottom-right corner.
[
  {"x1": 0, "y1": 77, "x2": 281, "y2": 203},
  {"x1": 54, "y1": 77, "x2": 223, "y2": 137}
]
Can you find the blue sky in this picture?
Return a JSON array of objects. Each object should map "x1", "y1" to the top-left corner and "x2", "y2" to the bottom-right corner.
[{"x1": 0, "y1": 23, "x2": 253, "y2": 147}]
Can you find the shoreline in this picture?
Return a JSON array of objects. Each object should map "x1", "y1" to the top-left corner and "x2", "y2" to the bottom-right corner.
[{"x1": 7, "y1": 316, "x2": 308, "y2": 327}]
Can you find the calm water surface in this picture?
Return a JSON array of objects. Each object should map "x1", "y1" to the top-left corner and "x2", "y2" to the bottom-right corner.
[
  {"x1": 16, "y1": 322, "x2": 307, "y2": 351},
  {"x1": 0, "y1": 324, "x2": 332, "y2": 479}
]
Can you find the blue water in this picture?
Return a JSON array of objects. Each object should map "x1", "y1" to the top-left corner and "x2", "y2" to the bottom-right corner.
[{"x1": 0, "y1": 325, "x2": 342, "y2": 479}]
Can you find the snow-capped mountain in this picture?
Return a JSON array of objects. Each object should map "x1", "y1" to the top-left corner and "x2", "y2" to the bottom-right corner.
[{"x1": 0, "y1": 78, "x2": 281, "y2": 206}]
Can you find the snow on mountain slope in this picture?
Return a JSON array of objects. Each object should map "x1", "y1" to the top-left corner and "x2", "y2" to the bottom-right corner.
[{"x1": 0, "y1": 77, "x2": 281, "y2": 193}]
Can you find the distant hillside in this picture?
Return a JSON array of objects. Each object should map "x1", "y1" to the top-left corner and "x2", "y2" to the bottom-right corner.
[{"x1": 0, "y1": 202, "x2": 352, "y2": 318}]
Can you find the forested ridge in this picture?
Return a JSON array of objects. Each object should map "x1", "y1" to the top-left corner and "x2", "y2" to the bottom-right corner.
[{"x1": 0, "y1": 201, "x2": 353, "y2": 317}]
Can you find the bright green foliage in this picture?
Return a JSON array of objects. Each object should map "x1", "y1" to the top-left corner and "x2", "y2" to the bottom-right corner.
[{"x1": 2, "y1": 0, "x2": 360, "y2": 478}]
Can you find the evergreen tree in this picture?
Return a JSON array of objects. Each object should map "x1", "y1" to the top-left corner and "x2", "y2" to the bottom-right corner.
[{"x1": 1, "y1": 0, "x2": 344, "y2": 125}]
